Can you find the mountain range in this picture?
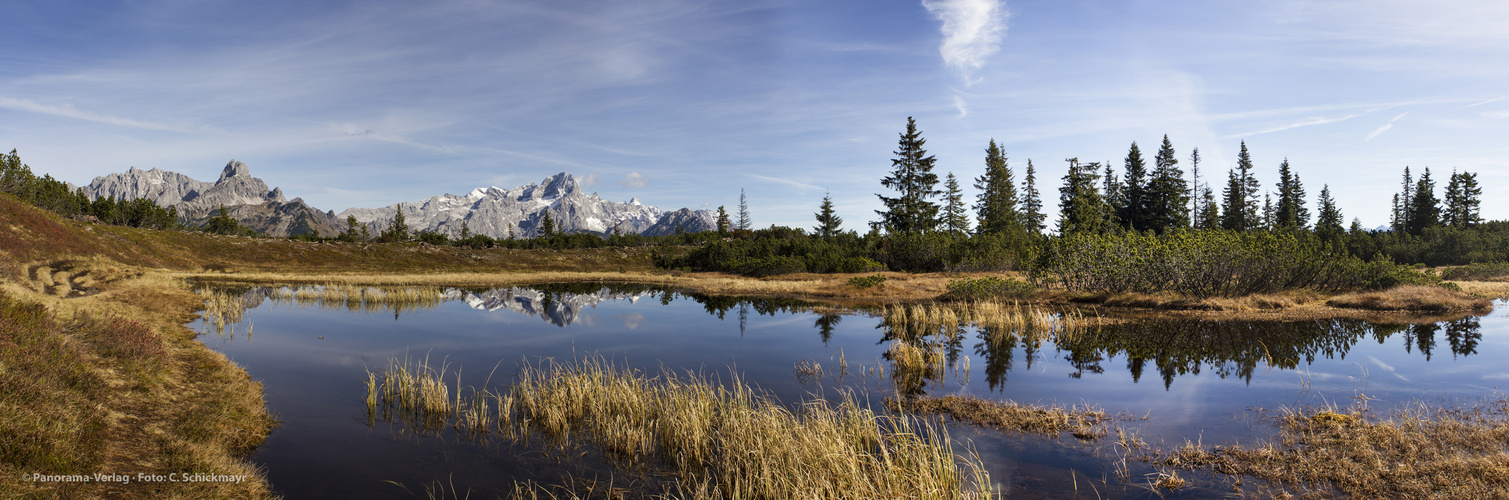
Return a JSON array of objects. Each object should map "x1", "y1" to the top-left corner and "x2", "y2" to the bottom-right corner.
[{"x1": 80, "y1": 160, "x2": 714, "y2": 238}]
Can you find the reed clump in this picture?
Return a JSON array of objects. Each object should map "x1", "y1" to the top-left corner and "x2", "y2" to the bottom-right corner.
[
  {"x1": 880, "y1": 301, "x2": 1094, "y2": 340},
  {"x1": 1158, "y1": 401, "x2": 1509, "y2": 499},
  {"x1": 888, "y1": 394, "x2": 1111, "y2": 440},
  {"x1": 268, "y1": 284, "x2": 445, "y2": 313},
  {"x1": 1326, "y1": 285, "x2": 1493, "y2": 312},
  {"x1": 365, "y1": 356, "x2": 995, "y2": 499}
]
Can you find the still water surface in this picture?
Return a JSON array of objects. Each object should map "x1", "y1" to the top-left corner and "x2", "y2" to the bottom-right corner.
[{"x1": 193, "y1": 284, "x2": 1506, "y2": 499}]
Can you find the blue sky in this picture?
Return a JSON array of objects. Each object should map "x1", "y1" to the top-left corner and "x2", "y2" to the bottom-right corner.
[{"x1": 3, "y1": 0, "x2": 1506, "y2": 229}]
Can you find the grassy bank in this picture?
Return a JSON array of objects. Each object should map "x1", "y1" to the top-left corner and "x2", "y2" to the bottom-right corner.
[
  {"x1": 365, "y1": 356, "x2": 996, "y2": 499},
  {"x1": 1156, "y1": 401, "x2": 1509, "y2": 498}
]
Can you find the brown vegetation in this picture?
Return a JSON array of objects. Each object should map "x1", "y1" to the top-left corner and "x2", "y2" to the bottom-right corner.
[
  {"x1": 365, "y1": 356, "x2": 996, "y2": 499},
  {"x1": 1327, "y1": 285, "x2": 1493, "y2": 312},
  {"x1": 887, "y1": 395, "x2": 1113, "y2": 441},
  {"x1": 1158, "y1": 401, "x2": 1509, "y2": 499}
]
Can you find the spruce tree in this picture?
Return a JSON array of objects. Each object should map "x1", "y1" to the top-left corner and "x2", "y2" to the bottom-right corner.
[
  {"x1": 540, "y1": 210, "x2": 555, "y2": 237},
  {"x1": 1220, "y1": 141, "x2": 1261, "y2": 231},
  {"x1": 1443, "y1": 170, "x2": 1483, "y2": 228},
  {"x1": 1262, "y1": 193, "x2": 1274, "y2": 230},
  {"x1": 875, "y1": 117, "x2": 941, "y2": 233},
  {"x1": 738, "y1": 189, "x2": 751, "y2": 230},
  {"x1": 1021, "y1": 159, "x2": 1045, "y2": 234},
  {"x1": 716, "y1": 205, "x2": 731, "y2": 236},
  {"x1": 1406, "y1": 167, "x2": 1439, "y2": 235},
  {"x1": 813, "y1": 194, "x2": 842, "y2": 238},
  {"x1": 1315, "y1": 184, "x2": 1344, "y2": 238},
  {"x1": 1145, "y1": 135, "x2": 1190, "y2": 232},
  {"x1": 1392, "y1": 166, "x2": 1413, "y2": 232},
  {"x1": 344, "y1": 215, "x2": 360, "y2": 241},
  {"x1": 1189, "y1": 147, "x2": 1201, "y2": 224},
  {"x1": 1273, "y1": 159, "x2": 1308, "y2": 230},
  {"x1": 1058, "y1": 158, "x2": 1108, "y2": 235},
  {"x1": 941, "y1": 172, "x2": 970, "y2": 235},
  {"x1": 973, "y1": 139, "x2": 1019, "y2": 235},
  {"x1": 1116, "y1": 142, "x2": 1149, "y2": 231},
  {"x1": 382, "y1": 207, "x2": 410, "y2": 242},
  {"x1": 1102, "y1": 161, "x2": 1121, "y2": 229},
  {"x1": 1196, "y1": 185, "x2": 1220, "y2": 230},
  {"x1": 460, "y1": 220, "x2": 471, "y2": 240}
]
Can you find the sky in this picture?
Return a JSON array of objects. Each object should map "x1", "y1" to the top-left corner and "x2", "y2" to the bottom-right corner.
[{"x1": 2, "y1": 0, "x2": 1507, "y2": 230}]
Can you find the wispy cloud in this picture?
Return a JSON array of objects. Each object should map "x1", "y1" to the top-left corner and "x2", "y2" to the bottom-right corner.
[
  {"x1": 579, "y1": 173, "x2": 601, "y2": 187},
  {"x1": 0, "y1": 95, "x2": 185, "y2": 131},
  {"x1": 620, "y1": 172, "x2": 648, "y2": 188},
  {"x1": 953, "y1": 95, "x2": 969, "y2": 118},
  {"x1": 1223, "y1": 112, "x2": 1368, "y2": 139},
  {"x1": 746, "y1": 173, "x2": 822, "y2": 191},
  {"x1": 922, "y1": 0, "x2": 1008, "y2": 84},
  {"x1": 1365, "y1": 111, "x2": 1409, "y2": 141}
]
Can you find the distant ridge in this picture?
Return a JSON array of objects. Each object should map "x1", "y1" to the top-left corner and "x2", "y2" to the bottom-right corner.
[{"x1": 81, "y1": 162, "x2": 714, "y2": 238}]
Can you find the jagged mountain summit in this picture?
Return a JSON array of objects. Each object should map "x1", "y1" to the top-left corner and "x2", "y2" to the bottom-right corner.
[
  {"x1": 83, "y1": 160, "x2": 342, "y2": 237},
  {"x1": 340, "y1": 172, "x2": 714, "y2": 238},
  {"x1": 81, "y1": 161, "x2": 714, "y2": 238}
]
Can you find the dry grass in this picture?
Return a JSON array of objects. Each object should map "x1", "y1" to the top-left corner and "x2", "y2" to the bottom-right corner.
[
  {"x1": 1451, "y1": 280, "x2": 1509, "y2": 299},
  {"x1": 880, "y1": 301, "x2": 1097, "y2": 338},
  {"x1": 1158, "y1": 401, "x2": 1509, "y2": 499},
  {"x1": 887, "y1": 395, "x2": 1112, "y2": 441},
  {"x1": 1327, "y1": 285, "x2": 1493, "y2": 312},
  {"x1": 364, "y1": 356, "x2": 996, "y2": 499}
]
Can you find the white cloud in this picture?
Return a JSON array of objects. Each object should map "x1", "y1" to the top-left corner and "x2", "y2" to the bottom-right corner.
[
  {"x1": 922, "y1": 0, "x2": 1008, "y2": 84},
  {"x1": 0, "y1": 95, "x2": 185, "y2": 131},
  {"x1": 580, "y1": 173, "x2": 601, "y2": 187},
  {"x1": 1223, "y1": 112, "x2": 1368, "y2": 139},
  {"x1": 746, "y1": 173, "x2": 821, "y2": 191},
  {"x1": 953, "y1": 95, "x2": 969, "y2": 118},
  {"x1": 620, "y1": 172, "x2": 648, "y2": 188},
  {"x1": 1365, "y1": 111, "x2": 1409, "y2": 141}
]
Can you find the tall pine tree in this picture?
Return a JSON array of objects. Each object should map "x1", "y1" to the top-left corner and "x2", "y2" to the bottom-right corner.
[
  {"x1": 1220, "y1": 141, "x2": 1261, "y2": 231},
  {"x1": 876, "y1": 117, "x2": 941, "y2": 234},
  {"x1": 1405, "y1": 167, "x2": 1439, "y2": 235},
  {"x1": 1392, "y1": 167, "x2": 1413, "y2": 232},
  {"x1": 1315, "y1": 184, "x2": 1344, "y2": 239},
  {"x1": 1021, "y1": 159, "x2": 1045, "y2": 234},
  {"x1": 973, "y1": 139, "x2": 1019, "y2": 235},
  {"x1": 1189, "y1": 147, "x2": 1201, "y2": 225},
  {"x1": 1196, "y1": 186, "x2": 1220, "y2": 230},
  {"x1": 1145, "y1": 135, "x2": 1190, "y2": 232},
  {"x1": 716, "y1": 205, "x2": 730, "y2": 236},
  {"x1": 1058, "y1": 158, "x2": 1109, "y2": 235},
  {"x1": 813, "y1": 193, "x2": 842, "y2": 238},
  {"x1": 1443, "y1": 170, "x2": 1483, "y2": 228},
  {"x1": 1273, "y1": 158, "x2": 1308, "y2": 230},
  {"x1": 1116, "y1": 142, "x2": 1150, "y2": 231},
  {"x1": 738, "y1": 189, "x2": 751, "y2": 230},
  {"x1": 941, "y1": 172, "x2": 970, "y2": 235}
]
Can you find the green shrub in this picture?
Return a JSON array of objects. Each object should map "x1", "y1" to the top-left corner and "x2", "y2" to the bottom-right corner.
[
  {"x1": 739, "y1": 256, "x2": 806, "y2": 277},
  {"x1": 1441, "y1": 262, "x2": 1509, "y2": 281},
  {"x1": 1030, "y1": 230, "x2": 1426, "y2": 297},
  {"x1": 848, "y1": 274, "x2": 887, "y2": 289},
  {"x1": 837, "y1": 257, "x2": 887, "y2": 273},
  {"x1": 939, "y1": 277, "x2": 1035, "y2": 301}
]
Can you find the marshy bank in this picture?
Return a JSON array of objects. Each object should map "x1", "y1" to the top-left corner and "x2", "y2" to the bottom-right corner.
[{"x1": 188, "y1": 282, "x2": 1505, "y2": 498}]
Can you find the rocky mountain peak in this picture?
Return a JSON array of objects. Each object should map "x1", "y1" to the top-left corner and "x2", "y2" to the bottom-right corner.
[
  {"x1": 540, "y1": 172, "x2": 579, "y2": 199},
  {"x1": 218, "y1": 160, "x2": 250, "y2": 182}
]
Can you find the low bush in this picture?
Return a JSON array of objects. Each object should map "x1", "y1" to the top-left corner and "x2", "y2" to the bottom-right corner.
[
  {"x1": 848, "y1": 274, "x2": 887, "y2": 289},
  {"x1": 939, "y1": 276, "x2": 1036, "y2": 301},
  {"x1": 1441, "y1": 262, "x2": 1509, "y2": 281}
]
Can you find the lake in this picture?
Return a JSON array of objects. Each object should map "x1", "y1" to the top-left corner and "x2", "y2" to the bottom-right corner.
[{"x1": 193, "y1": 283, "x2": 1505, "y2": 499}]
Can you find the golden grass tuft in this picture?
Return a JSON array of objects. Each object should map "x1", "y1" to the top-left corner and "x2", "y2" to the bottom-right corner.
[
  {"x1": 1327, "y1": 285, "x2": 1493, "y2": 312},
  {"x1": 365, "y1": 356, "x2": 995, "y2": 499},
  {"x1": 1158, "y1": 401, "x2": 1509, "y2": 499},
  {"x1": 888, "y1": 394, "x2": 1111, "y2": 440}
]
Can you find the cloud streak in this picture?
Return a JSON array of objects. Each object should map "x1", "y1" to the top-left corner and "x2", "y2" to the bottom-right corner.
[
  {"x1": 922, "y1": 0, "x2": 1008, "y2": 84},
  {"x1": 0, "y1": 95, "x2": 185, "y2": 131},
  {"x1": 746, "y1": 173, "x2": 822, "y2": 191},
  {"x1": 620, "y1": 172, "x2": 648, "y2": 188},
  {"x1": 1365, "y1": 112, "x2": 1409, "y2": 141}
]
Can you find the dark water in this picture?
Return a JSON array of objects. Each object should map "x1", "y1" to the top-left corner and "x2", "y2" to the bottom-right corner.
[{"x1": 193, "y1": 284, "x2": 1506, "y2": 499}]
